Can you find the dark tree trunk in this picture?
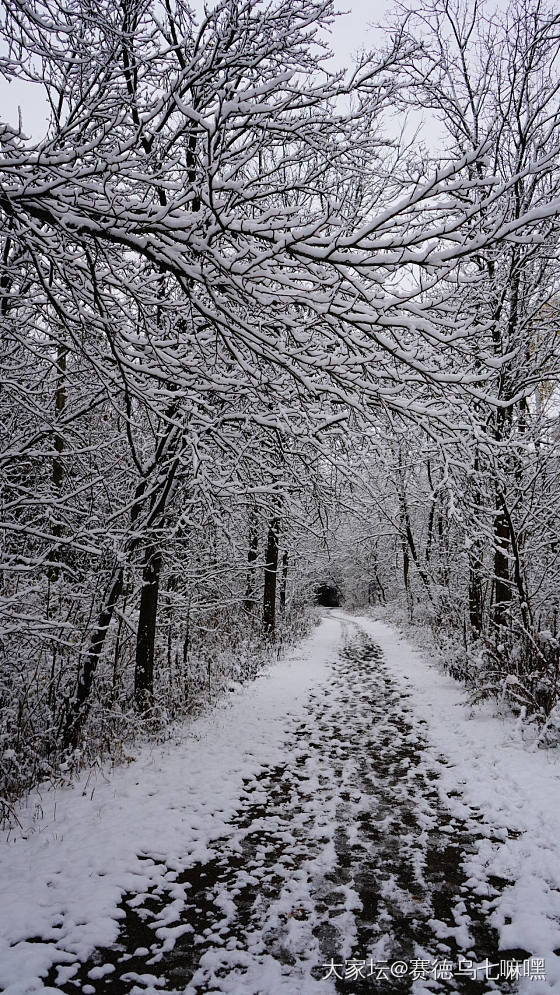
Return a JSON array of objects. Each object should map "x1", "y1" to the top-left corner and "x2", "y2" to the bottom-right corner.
[
  {"x1": 244, "y1": 515, "x2": 259, "y2": 614},
  {"x1": 467, "y1": 453, "x2": 484, "y2": 634},
  {"x1": 279, "y1": 550, "x2": 289, "y2": 612},
  {"x1": 493, "y1": 497, "x2": 511, "y2": 628},
  {"x1": 502, "y1": 500, "x2": 532, "y2": 632},
  {"x1": 63, "y1": 564, "x2": 124, "y2": 748},
  {"x1": 372, "y1": 567, "x2": 386, "y2": 604},
  {"x1": 402, "y1": 540, "x2": 410, "y2": 592},
  {"x1": 396, "y1": 447, "x2": 432, "y2": 601},
  {"x1": 425, "y1": 498, "x2": 436, "y2": 563},
  {"x1": 49, "y1": 342, "x2": 67, "y2": 582},
  {"x1": 400, "y1": 502, "x2": 432, "y2": 597},
  {"x1": 134, "y1": 545, "x2": 162, "y2": 709},
  {"x1": 263, "y1": 517, "x2": 279, "y2": 636},
  {"x1": 436, "y1": 509, "x2": 450, "y2": 587},
  {"x1": 132, "y1": 451, "x2": 179, "y2": 708},
  {"x1": 468, "y1": 543, "x2": 484, "y2": 634},
  {"x1": 491, "y1": 388, "x2": 513, "y2": 630}
]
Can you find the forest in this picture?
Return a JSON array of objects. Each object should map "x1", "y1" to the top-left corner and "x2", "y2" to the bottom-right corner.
[{"x1": 2, "y1": 0, "x2": 560, "y2": 808}]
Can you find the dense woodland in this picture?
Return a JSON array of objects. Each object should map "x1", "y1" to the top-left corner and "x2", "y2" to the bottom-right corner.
[{"x1": 2, "y1": 0, "x2": 560, "y2": 804}]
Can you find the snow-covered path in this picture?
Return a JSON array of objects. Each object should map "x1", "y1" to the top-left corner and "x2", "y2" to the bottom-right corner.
[{"x1": 2, "y1": 614, "x2": 560, "y2": 995}]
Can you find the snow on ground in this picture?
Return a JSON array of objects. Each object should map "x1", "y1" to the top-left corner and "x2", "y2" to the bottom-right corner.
[
  {"x1": 1, "y1": 612, "x2": 560, "y2": 995},
  {"x1": 351, "y1": 615, "x2": 560, "y2": 994},
  {"x1": 0, "y1": 617, "x2": 343, "y2": 995}
]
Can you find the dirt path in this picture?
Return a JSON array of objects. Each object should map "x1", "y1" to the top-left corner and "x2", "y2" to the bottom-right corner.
[{"x1": 45, "y1": 625, "x2": 527, "y2": 994}]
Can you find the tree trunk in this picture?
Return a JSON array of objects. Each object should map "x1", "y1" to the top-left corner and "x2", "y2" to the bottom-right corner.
[
  {"x1": 468, "y1": 542, "x2": 484, "y2": 634},
  {"x1": 467, "y1": 453, "x2": 484, "y2": 635},
  {"x1": 244, "y1": 514, "x2": 259, "y2": 614},
  {"x1": 263, "y1": 517, "x2": 279, "y2": 636},
  {"x1": 134, "y1": 545, "x2": 162, "y2": 709},
  {"x1": 400, "y1": 499, "x2": 432, "y2": 598},
  {"x1": 493, "y1": 496, "x2": 511, "y2": 628},
  {"x1": 63, "y1": 564, "x2": 124, "y2": 748},
  {"x1": 502, "y1": 499, "x2": 532, "y2": 632},
  {"x1": 49, "y1": 341, "x2": 67, "y2": 582},
  {"x1": 279, "y1": 550, "x2": 289, "y2": 612},
  {"x1": 402, "y1": 538, "x2": 410, "y2": 593}
]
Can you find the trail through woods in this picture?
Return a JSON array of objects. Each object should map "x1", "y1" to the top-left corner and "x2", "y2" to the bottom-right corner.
[{"x1": 2, "y1": 615, "x2": 560, "y2": 995}]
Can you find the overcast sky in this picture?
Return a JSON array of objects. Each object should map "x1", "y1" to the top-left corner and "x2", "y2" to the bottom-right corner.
[
  {"x1": 0, "y1": 1, "x2": 395, "y2": 140},
  {"x1": 327, "y1": 0, "x2": 393, "y2": 63}
]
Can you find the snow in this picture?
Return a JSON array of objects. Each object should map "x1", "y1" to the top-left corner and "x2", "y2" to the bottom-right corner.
[
  {"x1": 353, "y1": 614, "x2": 560, "y2": 994},
  {"x1": 0, "y1": 617, "x2": 341, "y2": 995},
  {"x1": 1, "y1": 612, "x2": 560, "y2": 994}
]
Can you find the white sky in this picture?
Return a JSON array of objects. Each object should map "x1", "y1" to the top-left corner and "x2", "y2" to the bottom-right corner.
[
  {"x1": 326, "y1": 0, "x2": 393, "y2": 63},
  {"x1": 0, "y1": 0, "x2": 393, "y2": 140}
]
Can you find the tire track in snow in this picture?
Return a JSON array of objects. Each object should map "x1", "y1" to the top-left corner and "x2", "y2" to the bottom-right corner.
[{"x1": 46, "y1": 626, "x2": 524, "y2": 994}]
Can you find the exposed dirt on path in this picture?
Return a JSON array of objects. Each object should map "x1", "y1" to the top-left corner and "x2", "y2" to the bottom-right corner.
[{"x1": 45, "y1": 626, "x2": 526, "y2": 994}]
